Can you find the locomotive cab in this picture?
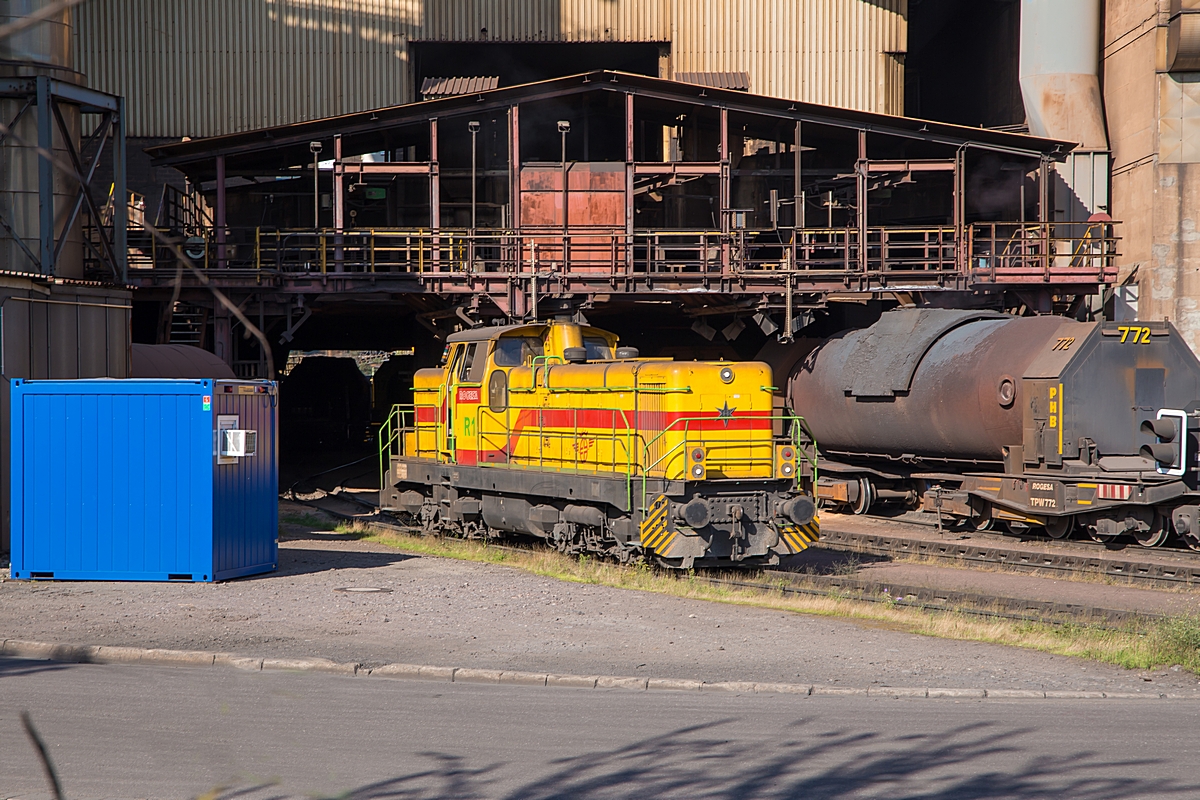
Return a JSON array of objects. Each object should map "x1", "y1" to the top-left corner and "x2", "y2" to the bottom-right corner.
[{"x1": 383, "y1": 320, "x2": 820, "y2": 568}]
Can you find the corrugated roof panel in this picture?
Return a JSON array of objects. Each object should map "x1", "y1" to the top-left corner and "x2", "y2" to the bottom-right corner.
[
  {"x1": 674, "y1": 71, "x2": 752, "y2": 91},
  {"x1": 420, "y1": 76, "x2": 500, "y2": 97}
]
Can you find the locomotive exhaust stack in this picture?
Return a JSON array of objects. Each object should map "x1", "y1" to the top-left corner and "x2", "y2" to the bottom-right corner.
[{"x1": 788, "y1": 308, "x2": 1200, "y2": 548}]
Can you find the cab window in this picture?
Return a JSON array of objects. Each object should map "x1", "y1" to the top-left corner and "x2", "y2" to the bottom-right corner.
[
  {"x1": 458, "y1": 342, "x2": 486, "y2": 382},
  {"x1": 494, "y1": 336, "x2": 544, "y2": 367},
  {"x1": 447, "y1": 345, "x2": 464, "y2": 378},
  {"x1": 584, "y1": 337, "x2": 613, "y2": 361}
]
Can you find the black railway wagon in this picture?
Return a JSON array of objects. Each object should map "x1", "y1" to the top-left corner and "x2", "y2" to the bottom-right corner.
[{"x1": 789, "y1": 308, "x2": 1200, "y2": 548}]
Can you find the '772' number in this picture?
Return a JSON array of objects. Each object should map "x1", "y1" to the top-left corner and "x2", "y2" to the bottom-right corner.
[{"x1": 1118, "y1": 326, "x2": 1152, "y2": 344}]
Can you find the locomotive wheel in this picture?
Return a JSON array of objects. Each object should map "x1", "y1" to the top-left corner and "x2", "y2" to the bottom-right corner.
[
  {"x1": 1045, "y1": 516, "x2": 1074, "y2": 540},
  {"x1": 851, "y1": 477, "x2": 875, "y2": 515}
]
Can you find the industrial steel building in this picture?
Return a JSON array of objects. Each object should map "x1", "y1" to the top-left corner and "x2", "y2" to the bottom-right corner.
[{"x1": 132, "y1": 69, "x2": 1113, "y2": 379}]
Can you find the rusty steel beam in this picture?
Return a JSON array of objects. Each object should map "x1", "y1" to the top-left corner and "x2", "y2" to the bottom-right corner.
[
  {"x1": 866, "y1": 159, "x2": 956, "y2": 173},
  {"x1": 345, "y1": 162, "x2": 433, "y2": 175},
  {"x1": 633, "y1": 163, "x2": 722, "y2": 175}
]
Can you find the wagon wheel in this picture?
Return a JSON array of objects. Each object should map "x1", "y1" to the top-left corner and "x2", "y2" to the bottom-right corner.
[
  {"x1": 1133, "y1": 513, "x2": 1170, "y2": 548},
  {"x1": 851, "y1": 477, "x2": 875, "y2": 516},
  {"x1": 1044, "y1": 516, "x2": 1074, "y2": 540},
  {"x1": 965, "y1": 501, "x2": 996, "y2": 532}
]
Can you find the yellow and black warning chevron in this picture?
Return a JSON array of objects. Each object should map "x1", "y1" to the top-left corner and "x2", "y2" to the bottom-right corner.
[
  {"x1": 778, "y1": 517, "x2": 820, "y2": 554},
  {"x1": 639, "y1": 494, "x2": 676, "y2": 554}
]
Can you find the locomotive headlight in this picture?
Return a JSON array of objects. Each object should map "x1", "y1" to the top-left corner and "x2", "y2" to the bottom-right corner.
[
  {"x1": 690, "y1": 463, "x2": 705, "y2": 478},
  {"x1": 781, "y1": 462, "x2": 795, "y2": 477},
  {"x1": 781, "y1": 446, "x2": 794, "y2": 460},
  {"x1": 719, "y1": 366, "x2": 735, "y2": 384},
  {"x1": 690, "y1": 447, "x2": 705, "y2": 462}
]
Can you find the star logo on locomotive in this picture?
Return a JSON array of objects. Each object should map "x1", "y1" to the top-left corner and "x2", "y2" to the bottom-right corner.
[{"x1": 716, "y1": 401, "x2": 736, "y2": 427}]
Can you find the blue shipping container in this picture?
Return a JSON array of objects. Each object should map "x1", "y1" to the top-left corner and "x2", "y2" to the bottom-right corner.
[{"x1": 9, "y1": 379, "x2": 278, "y2": 582}]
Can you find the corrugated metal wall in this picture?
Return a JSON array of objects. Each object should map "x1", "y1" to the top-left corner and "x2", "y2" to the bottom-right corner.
[
  {"x1": 421, "y1": 0, "x2": 668, "y2": 41},
  {"x1": 671, "y1": 0, "x2": 906, "y2": 113},
  {"x1": 77, "y1": 0, "x2": 416, "y2": 137},
  {"x1": 75, "y1": 0, "x2": 907, "y2": 138}
]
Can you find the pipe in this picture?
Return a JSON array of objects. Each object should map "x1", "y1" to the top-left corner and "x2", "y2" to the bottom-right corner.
[{"x1": 1019, "y1": 0, "x2": 1108, "y2": 150}]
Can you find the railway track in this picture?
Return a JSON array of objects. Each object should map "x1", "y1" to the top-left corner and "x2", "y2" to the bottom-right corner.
[
  {"x1": 818, "y1": 515, "x2": 1200, "y2": 589},
  {"x1": 292, "y1": 488, "x2": 1200, "y2": 590},
  {"x1": 285, "y1": 491, "x2": 1164, "y2": 629}
]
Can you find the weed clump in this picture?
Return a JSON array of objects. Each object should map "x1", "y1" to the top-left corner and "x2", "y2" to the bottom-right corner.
[{"x1": 1146, "y1": 614, "x2": 1200, "y2": 672}]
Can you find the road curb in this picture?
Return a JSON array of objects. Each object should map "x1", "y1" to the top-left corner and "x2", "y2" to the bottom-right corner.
[{"x1": 0, "y1": 638, "x2": 1177, "y2": 700}]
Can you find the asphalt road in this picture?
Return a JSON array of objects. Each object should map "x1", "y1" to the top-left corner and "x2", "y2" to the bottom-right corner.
[{"x1": 3, "y1": 658, "x2": 1200, "y2": 799}]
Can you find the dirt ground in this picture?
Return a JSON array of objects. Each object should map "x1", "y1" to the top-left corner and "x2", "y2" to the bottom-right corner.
[{"x1": 0, "y1": 507, "x2": 1197, "y2": 696}]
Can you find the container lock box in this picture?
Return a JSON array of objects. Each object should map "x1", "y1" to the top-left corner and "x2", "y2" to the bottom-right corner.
[{"x1": 9, "y1": 379, "x2": 278, "y2": 582}]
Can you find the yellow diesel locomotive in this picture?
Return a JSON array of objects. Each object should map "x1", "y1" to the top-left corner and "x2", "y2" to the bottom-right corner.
[{"x1": 379, "y1": 319, "x2": 820, "y2": 568}]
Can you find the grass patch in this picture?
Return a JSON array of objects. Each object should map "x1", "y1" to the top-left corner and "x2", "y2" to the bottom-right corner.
[
  {"x1": 280, "y1": 512, "x2": 338, "y2": 531},
  {"x1": 321, "y1": 519, "x2": 1200, "y2": 675}
]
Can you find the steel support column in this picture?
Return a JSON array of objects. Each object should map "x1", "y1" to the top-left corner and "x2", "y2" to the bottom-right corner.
[
  {"x1": 856, "y1": 129, "x2": 867, "y2": 273},
  {"x1": 36, "y1": 76, "x2": 53, "y2": 274},
  {"x1": 510, "y1": 105, "x2": 520, "y2": 228},
  {"x1": 509, "y1": 105, "x2": 525, "y2": 318},
  {"x1": 954, "y1": 147, "x2": 966, "y2": 272},
  {"x1": 625, "y1": 93, "x2": 634, "y2": 270},
  {"x1": 719, "y1": 106, "x2": 730, "y2": 274},
  {"x1": 429, "y1": 118, "x2": 440, "y2": 230},
  {"x1": 213, "y1": 302, "x2": 232, "y2": 366},
  {"x1": 333, "y1": 134, "x2": 344, "y2": 232},
  {"x1": 794, "y1": 120, "x2": 803, "y2": 228},
  {"x1": 430, "y1": 118, "x2": 439, "y2": 269},
  {"x1": 216, "y1": 155, "x2": 226, "y2": 269},
  {"x1": 333, "y1": 133, "x2": 343, "y2": 271},
  {"x1": 719, "y1": 107, "x2": 730, "y2": 234},
  {"x1": 113, "y1": 96, "x2": 127, "y2": 282},
  {"x1": 1038, "y1": 156, "x2": 1050, "y2": 223}
]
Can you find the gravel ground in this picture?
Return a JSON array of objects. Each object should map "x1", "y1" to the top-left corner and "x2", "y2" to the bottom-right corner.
[{"x1": 1, "y1": 517, "x2": 1199, "y2": 696}]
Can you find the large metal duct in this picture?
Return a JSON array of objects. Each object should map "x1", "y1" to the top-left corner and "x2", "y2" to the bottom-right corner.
[
  {"x1": 1019, "y1": 0, "x2": 1109, "y2": 218},
  {"x1": 0, "y1": 0, "x2": 84, "y2": 278},
  {"x1": 1019, "y1": 0, "x2": 1107, "y2": 149}
]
